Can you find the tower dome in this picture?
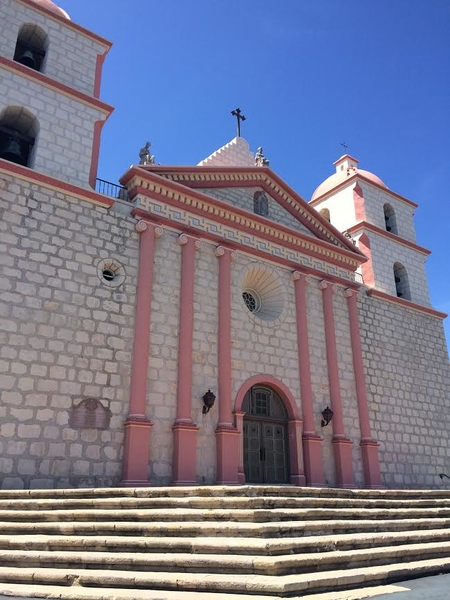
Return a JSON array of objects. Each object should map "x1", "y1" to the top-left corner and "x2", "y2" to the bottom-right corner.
[
  {"x1": 29, "y1": 0, "x2": 70, "y2": 19},
  {"x1": 311, "y1": 155, "x2": 387, "y2": 201}
]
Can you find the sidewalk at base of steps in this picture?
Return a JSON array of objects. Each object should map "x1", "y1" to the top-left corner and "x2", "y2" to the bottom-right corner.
[{"x1": 0, "y1": 573, "x2": 449, "y2": 600}]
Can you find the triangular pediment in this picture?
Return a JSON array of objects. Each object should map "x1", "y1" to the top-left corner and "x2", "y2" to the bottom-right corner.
[{"x1": 132, "y1": 164, "x2": 363, "y2": 256}]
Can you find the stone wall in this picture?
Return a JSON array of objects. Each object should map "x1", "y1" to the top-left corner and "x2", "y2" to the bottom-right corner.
[
  {"x1": 360, "y1": 293, "x2": 450, "y2": 488},
  {"x1": 0, "y1": 172, "x2": 138, "y2": 489}
]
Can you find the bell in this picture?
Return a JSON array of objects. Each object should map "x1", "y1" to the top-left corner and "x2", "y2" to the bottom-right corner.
[
  {"x1": 18, "y1": 49, "x2": 36, "y2": 69},
  {"x1": 1, "y1": 133, "x2": 24, "y2": 165}
]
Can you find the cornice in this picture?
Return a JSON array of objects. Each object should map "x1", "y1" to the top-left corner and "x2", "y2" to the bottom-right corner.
[
  {"x1": 122, "y1": 165, "x2": 364, "y2": 257},
  {"x1": 347, "y1": 221, "x2": 431, "y2": 256},
  {"x1": 0, "y1": 57, "x2": 114, "y2": 116},
  {"x1": 366, "y1": 288, "x2": 447, "y2": 320},
  {"x1": 309, "y1": 173, "x2": 419, "y2": 209},
  {"x1": 17, "y1": 0, "x2": 113, "y2": 49},
  {"x1": 0, "y1": 159, "x2": 114, "y2": 208},
  {"x1": 132, "y1": 208, "x2": 361, "y2": 290}
]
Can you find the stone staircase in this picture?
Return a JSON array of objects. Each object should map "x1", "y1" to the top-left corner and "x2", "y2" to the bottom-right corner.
[{"x1": 0, "y1": 486, "x2": 449, "y2": 599}]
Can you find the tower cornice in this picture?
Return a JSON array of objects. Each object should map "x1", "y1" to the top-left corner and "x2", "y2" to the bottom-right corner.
[{"x1": 346, "y1": 221, "x2": 431, "y2": 256}]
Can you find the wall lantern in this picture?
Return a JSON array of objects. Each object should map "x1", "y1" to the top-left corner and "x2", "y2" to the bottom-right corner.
[
  {"x1": 321, "y1": 406, "x2": 334, "y2": 427},
  {"x1": 202, "y1": 390, "x2": 216, "y2": 414}
]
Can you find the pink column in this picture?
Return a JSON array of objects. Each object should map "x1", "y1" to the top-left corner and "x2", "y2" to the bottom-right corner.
[
  {"x1": 344, "y1": 289, "x2": 383, "y2": 488},
  {"x1": 121, "y1": 220, "x2": 163, "y2": 486},
  {"x1": 172, "y1": 234, "x2": 201, "y2": 485},
  {"x1": 319, "y1": 280, "x2": 355, "y2": 488},
  {"x1": 292, "y1": 271, "x2": 325, "y2": 487},
  {"x1": 215, "y1": 246, "x2": 239, "y2": 485}
]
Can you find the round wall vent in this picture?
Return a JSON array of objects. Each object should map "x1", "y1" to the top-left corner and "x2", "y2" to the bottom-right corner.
[
  {"x1": 96, "y1": 259, "x2": 125, "y2": 288},
  {"x1": 241, "y1": 265, "x2": 285, "y2": 321}
]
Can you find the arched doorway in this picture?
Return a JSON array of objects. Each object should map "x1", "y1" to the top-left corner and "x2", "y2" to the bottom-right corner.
[{"x1": 243, "y1": 385, "x2": 289, "y2": 484}]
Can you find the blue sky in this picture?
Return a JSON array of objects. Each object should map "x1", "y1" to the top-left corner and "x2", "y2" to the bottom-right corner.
[{"x1": 59, "y1": 0, "x2": 450, "y2": 342}]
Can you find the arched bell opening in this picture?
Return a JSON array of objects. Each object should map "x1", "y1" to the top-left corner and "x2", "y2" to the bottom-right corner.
[
  {"x1": 14, "y1": 23, "x2": 49, "y2": 73},
  {"x1": 0, "y1": 106, "x2": 39, "y2": 168},
  {"x1": 383, "y1": 203, "x2": 398, "y2": 235},
  {"x1": 393, "y1": 262, "x2": 411, "y2": 300},
  {"x1": 234, "y1": 375, "x2": 305, "y2": 486}
]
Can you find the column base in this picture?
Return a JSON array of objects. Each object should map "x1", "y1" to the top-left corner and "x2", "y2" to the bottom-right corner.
[
  {"x1": 172, "y1": 421, "x2": 199, "y2": 485},
  {"x1": 302, "y1": 433, "x2": 326, "y2": 487},
  {"x1": 121, "y1": 417, "x2": 153, "y2": 486},
  {"x1": 333, "y1": 435, "x2": 355, "y2": 488},
  {"x1": 215, "y1": 425, "x2": 239, "y2": 485},
  {"x1": 361, "y1": 437, "x2": 384, "y2": 488}
]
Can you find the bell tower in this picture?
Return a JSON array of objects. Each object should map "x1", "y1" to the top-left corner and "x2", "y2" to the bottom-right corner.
[
  {"x1": 0, "y1": 0, "x2": 113, "y2": 188},
  {"x1": 310, "y1": 155, "x2": 432, "y2": 308}
]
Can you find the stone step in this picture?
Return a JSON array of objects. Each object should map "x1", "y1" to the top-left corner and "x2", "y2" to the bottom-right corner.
[
  {"x1": 0, "y1": 517, "x2": 449, "y2": 538},
  {"x1": 0, "y1": 495, "x2": 449, "y2": 511},
  {"x1": 1, "y1": 556, "x2": 450, "y2": 596},
  {"x1": 0, "y1": 485, "x2": 449, "y2": 500},
  {"x1": 1, "y1": 506, "x2": 450, "y2": 523},
  {"x1": 0, "y1": 528, "x2": 449, "y2": 555},
  {"x1": 1, "y1": 540, "x2": 450, "y2": 576}
]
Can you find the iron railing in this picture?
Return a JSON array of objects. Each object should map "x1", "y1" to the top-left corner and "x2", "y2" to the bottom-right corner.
[{"x1": 96, "y1": 178, "x2": 131, "y2": 202}]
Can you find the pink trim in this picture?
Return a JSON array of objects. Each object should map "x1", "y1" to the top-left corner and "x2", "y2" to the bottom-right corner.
[
  {"x1": 320, "y1": 281, "x2": 355, "y2": 488},
  {"x1": 345, "y1": 289, "x2": 382, "y2": 488},
  {"x1": 121, "y1": 220, "x2": 162, "y2": 485},
  {"x1": 291, "y1": 272, "x2": 325, "y2": 486},
  {"x1": 366, "y1": 288, "x2": 448, "y2": 319},
  {"x1": 0, "y1": 159, "x2": 113, "y2": 208},
  {"x1": 234, "y1": 374, "x2": 305, "y2": 486},
  {"x1": 309, "y1": 172, "x2": 419, "y2": 209},
  {"x1": 94, "y1": 51, "x2": 108, "y2": 99},
  {"x1": 18, "y1": 0, "x2": 113, "y2": 47},
  {"x1": 0, "y1": 57, "x2": 114, "y2": 115},
  {"x1": 348, "y1": 222, "x2": 431, "y2": 256},
  {"x1": 215, "y1": 246, "x2": 239, "y2": 484},
  {"x1": 357, "y1": 234, "x2": 375, "y2": 288},
  {"x1": 172, "y1": 234, "x2": 201, "y2": 485},
  {"x1": 353, "y1": 183, "x2": 366, "y2": 222},
  {"x1": 89, "y1": 120, "x2": 105, "y2": 189}
]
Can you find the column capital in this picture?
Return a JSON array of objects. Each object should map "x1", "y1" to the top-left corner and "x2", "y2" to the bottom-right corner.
[
  {"x1": 135, "y1": 220, "x2": 163, "y2": 238},
  {"x1": 178, "y1": 233, "x2": 203, "y2": 250},
  {"x1": 344, "y1": 287, "x2": 361, "y2": 299},
  {"x1": 319, "y1": 280, "x2": 340, "y2": 294},
  {"x1": 215, "y1": 246, "x2": 237, "y2": 260},
  {"x1": 291, "y1": 271, "x2": 315, "y2": 285}
]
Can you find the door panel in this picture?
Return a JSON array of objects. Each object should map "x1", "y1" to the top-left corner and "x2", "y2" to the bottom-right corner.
[{"x1": 244, "y1": 419, "x2": 288, "y2": 484}]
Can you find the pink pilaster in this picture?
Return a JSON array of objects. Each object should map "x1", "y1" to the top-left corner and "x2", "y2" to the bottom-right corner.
[
  {"x1": 172, "y1": 234, "x2": 201, "y2": 485},
  {"x1": 344, "y1": 289, "x2": 382, "y2": 488},
  {"x1": 288, "y1": 419, "x2": 307, "y2": 486},
  {"x1": 319, "y1": 280, "x2": 355, "y2": 488},
  {"x1": 234, "y1": 411, "x2": 246, "y2": 484},
  {"x1": 291, "y1": 271, "x2": 325, "y2": 487},
  {"x1": 215, "y1": 246, "x2": 239, "y2": 485},
  {"x1": 121, "y1": 220, "x2": 163, "y2": 486}
]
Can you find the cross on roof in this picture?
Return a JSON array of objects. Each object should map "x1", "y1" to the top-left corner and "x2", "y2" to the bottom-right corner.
[{"x1": 231, "y1": 108, "x2": 246, "y2": 137}]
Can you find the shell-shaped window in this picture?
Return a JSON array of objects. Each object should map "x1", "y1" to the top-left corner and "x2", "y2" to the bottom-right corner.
[
  {"x1": 241, "y1": 264, "x2": 285, "y2": 321},
  {"x1": 14, "y1": 23, "x2": 49, "y2": 73}
]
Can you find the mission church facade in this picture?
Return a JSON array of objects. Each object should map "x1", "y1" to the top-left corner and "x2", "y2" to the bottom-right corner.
[{"x1": 0, "y1": 0, "x2": 449, "y2": 490}]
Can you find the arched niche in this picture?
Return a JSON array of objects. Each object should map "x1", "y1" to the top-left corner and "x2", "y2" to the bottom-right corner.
[{"x1": 320, "y1": 207, "x2": 331, "y2": 223}]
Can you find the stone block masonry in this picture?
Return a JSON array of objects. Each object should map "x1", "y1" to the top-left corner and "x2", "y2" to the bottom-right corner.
[
  {"x1": 359, "y1": 293, "x2": 450, "y2": 488},
  {"x1": 0, "y1": 172, "x2": 138, "y2": 489}
]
